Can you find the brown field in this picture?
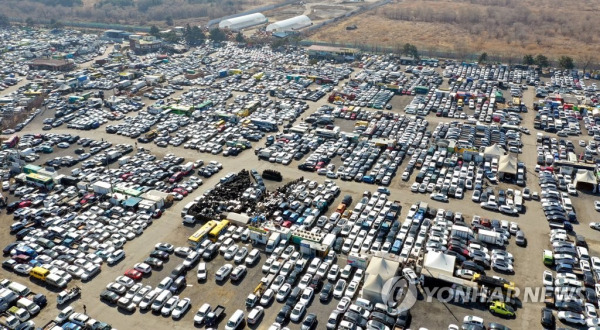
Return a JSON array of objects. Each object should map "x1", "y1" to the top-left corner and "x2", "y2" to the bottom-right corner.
[{"x1": 309, "y1": 0, "x2": 600, "y2": 64}]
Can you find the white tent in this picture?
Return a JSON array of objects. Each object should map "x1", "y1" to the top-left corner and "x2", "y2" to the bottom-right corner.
[
  {"x1": 219, "y1": 13, "x2": 267, "y2": 31},
  {"x1": 498, "y1": 154, "x2": 518, "y2": 178},
  {"x1": 362, "y1": 257, "x2": 400, "y2": 304},
  {"x1": 483, "y1": 144, "x2": 505, "y2": 159},
  {"x1": 266, "y1": 15, "x2": 312, "y2": 32},
  {"x1": 423, "y1": 251, "x2": 456, "y2": 278},
  {"x1": 575, "y1": 169, "x2": 597, "y2": 192}
]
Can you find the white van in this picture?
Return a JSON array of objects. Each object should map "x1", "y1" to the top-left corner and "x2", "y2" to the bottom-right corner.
[
  {"x1": 7, "y1": 282, "x2": 30, "y2": 297},
  {"x1": 224, "y1": 309, "x2": 244, "y2": 330},
  {"x1": 151, "y1": 290, "x2": 172, "y2": 313},
  {"x1": 17, "y1": 298, "x2": 40, "y2": 316},
  {"x1": 577, "y1": 246, "x2": 590, "y2": 261}
]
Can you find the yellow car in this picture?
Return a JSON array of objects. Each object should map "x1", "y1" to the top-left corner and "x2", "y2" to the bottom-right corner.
[{"x1": 489, "y1": 301, "x2": 516, "y2": 318}]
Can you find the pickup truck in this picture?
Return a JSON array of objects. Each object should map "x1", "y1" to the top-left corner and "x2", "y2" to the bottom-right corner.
[
  {"x1": 57, "y1": 286, "x2": 81, "y2": 305},
  {"x1": 42, "y1": 320, "x2": 58, "y2": 330},
  {"x1": 204, "y1": 304, "x2": 225, "y2": 327}
]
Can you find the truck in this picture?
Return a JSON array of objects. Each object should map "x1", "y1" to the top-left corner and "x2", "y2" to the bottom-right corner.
[
  {"x1": 57, "y1": 286, "x2": 81, "y2": 305},
  {"x1": 514, "y1": 195, "x2": 523, "y2": 213},
  {"x1": 92, "y1": 182, "x2": 112, "y2": 195},
  {"x1": 451, "y1": 225, "x2": 474, "y2": 240},
  {"x1": 204, "y1": 305, "x2": 225, "y2": 327},
  {"x1": 477, "y1": 229, "x2": 504, "y2": 246},
  {"x1": 265, "y1": 233, "x2": 282, "y2": 253},
  {"x1": 472, "y1": 274, "x2": 515, "y2": 292},
  {"x1": 182, "y1": 162, "x2": 194, "y2": 175}
]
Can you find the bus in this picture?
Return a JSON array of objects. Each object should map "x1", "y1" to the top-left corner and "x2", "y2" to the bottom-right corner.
[
  {"x1": 187, "y1": 220, "x2": 218, "y2": 248},
  {"x1": 208, "y1": 220, "x2": 230, "y2": 242},
  {"x1": 3, "y1": 135, "x2": 19, "y2": 149},
  {"x1": 26, "y1": 173, "x2": 54, "y2": 190}
]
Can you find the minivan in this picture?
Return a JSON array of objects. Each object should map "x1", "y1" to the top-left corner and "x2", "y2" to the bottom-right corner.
[
  {"x1": 29, "y1": 267, "x2": 50, "y2": 281},
  {"x1": 151, "y1": 290, "x2": 172, "y2": 313},
  {"x1": 224, "y1": 309, "x2": 244, "y2": 330}
]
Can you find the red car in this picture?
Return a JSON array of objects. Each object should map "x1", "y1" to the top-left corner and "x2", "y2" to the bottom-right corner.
[
  {"x1": 152, "y1": 209, "x2": 162, "y2": 219},
  {"x1": 172, "y1": 188, "x2": 188, "y2": 196},
  {"x1": 124, "y1": 269, "x2": 142, "y2": 280},
  {"x1": 18, "y1": 200, "x2": 31, "y2": 208}
]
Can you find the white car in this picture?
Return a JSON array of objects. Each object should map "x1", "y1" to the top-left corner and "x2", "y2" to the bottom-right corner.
[
  {"x1": 327, "y1": 264, "x2": 340, "y2": 282},
  {"x1": 171, "y1": 297, "x2": 191, "y2": 319},
  {"x1": 410, "y1": 182, "x2": 419, "y2": 192},
  {"x1": 233, "y1": 247, "x2": 248, "y2": 264},
  {"x1": 498, "y1": 205, "x2": 518, "y2": 215},
  {"x1": 585, "y1": 303, "x2": 598, "y2": 319},
  {"x1": 344, "y1": 280, "x2": 359, "y2": 299},
  {"x1": 595, "y1": 201, "x2": 600, "y2": 212},
  {"x1": 290, "y1": 302, "x2": 306, "y2": 323},
  {"x1": 215, "y1": 264, "x2": 233, "y2": 281},
  {"x1": 132, "y1": 286, "x2": 152, "y2": 306},
  {"x1": 430, "y1": 193, "x2": 448, "y2": 202},
  {"x1": 245, "y1": 249, "x2": 260, "y2": 266},
  {"x1": 276, "y1": 283, "x2": 291, "y2": 302},
  {"x1": 193, "y1": 303, "x2": 211, "y2": 325},
  {"x1": 557, "y1": 311, "x2": 585, "y2": 325},
  {"x1": 223, "y1": 245, "x2": 239, "y2": 260},
  {"x1": 271, "y1": 275, "x2": 285, "y2": 292},
  {"x1": 260, "y1": 289, "x2": 274, "y2": 306},
  {"x1": 107, "y1": 249, "x2": 125, "y2": 265},
  {"x1": 333, "y1": 279, "x2": 347, "y2": 299},
  {"x1": 161, "y1": 296, "x2": 179, "y2": 316},
  {"x1": 336, "y1": 296, "x2": 351, "y2": 312},
  {"x1": 455, "y1": 269, "x2": 475, "y2": 280},
  {"x1": 299, "y1": 287, "x2": 314, "y2": 306},
  {"x1": 197, "y1": 262, "x2": 207, "y2": 281},
  {"x1": 298, "y1": 274, "x2": 312, "y2": 290},
  {"x1": 134, "y1": 263, "x2": 152, "y2": 274},
  {"x1": 183, "y1": 251, "x2": 200, "y2": 269},
  {"x1": 543, "y1": 270, "x2": 554, "y2": 286},
  {"x1": 591, "y1": 222, "x2": 600, "y2": 231}
]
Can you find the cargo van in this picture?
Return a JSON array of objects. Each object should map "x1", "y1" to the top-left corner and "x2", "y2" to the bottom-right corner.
[
  {"x1": 29, "y1": 267, "x2": 50, "y2": 281},
  {"x1": 577, "y1": 246, "x2": 590, "y2": 261},
  {"x1": 7, "y1": 283, "x2": 30, "y2": 297},
  {"x1": 151, "y1": 290, "x2": 172, "y2": 312}
]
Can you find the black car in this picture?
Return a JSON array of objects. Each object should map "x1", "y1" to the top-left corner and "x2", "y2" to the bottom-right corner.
[
  {"x1": 395, "y1": 309, "x2": 411, "y2": 329},
  {"x1": 462, "y1": 261, "x2": 486, "y2": 274},
  {"x1": 100, "y1": 289, "x2": 119, "y2": 304},
  {"x1": 169, "y1": 275, "x2": 186, "y2": 294},
  {"x1": 276, "y1": 305, "x2": 291, "y2": 324},
  {"x1": 170, "y1": 264, "x2": 187, "y2": 279},
  {"x1": 320, "y1": 283, "x2": 333, "y2": 302},
  {"x1": 370, "y1": 311, "x2": 395, "y2": 327},
  {"x1": 150, "y1": 250, "x2": 169, "y2": 260},
  {"x1": 144, "y1": 257, "x2": 163, "y2": 269},
  {"x1": 286, "y1": 287, "x2": 301, "y2": 307},
  {"x1": 286, "y1": 270, "x2": 300, "y2": 286},
  {"x1": 302, "y1": 313, "x2": 317, "y2": 330},
  {"x1": 541, "y1": 307, "x2": 555, "y2": 328},
  {"x1": 586, "y1": 287, "x2": 598, "y2": 305},
  {"x1": 3, "y1": 242, "x2": 18, "y2": 256},
  {"x1": 309, "y1": 275, "x2": 323, "y2": 292}
]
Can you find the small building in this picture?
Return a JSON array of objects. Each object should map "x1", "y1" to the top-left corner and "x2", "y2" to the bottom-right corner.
[
  {"x1": 129, "y1": 36, "x2": 163, "y2": 55},
  {"x1": 306, "y1": 45, "x2": 360, "y2": 62},
  {"x1": 101, "y1": 30, "x2": 131, "y2": 42},
  {"x1": 574, "y1": 169, "x2": 597, "y2": 193},
  {"x1": 28, "y1": 59, "x2": 74, "y2": 72},
  {"x1": 362, "y1": 256, "x2": 400, "y2": 304},
  {"x1": 219, "y1": 13, "x2": 268, "y2": 31},
  {"x1": 266, "y1": 15, "x2": 312, "y2": 33}
]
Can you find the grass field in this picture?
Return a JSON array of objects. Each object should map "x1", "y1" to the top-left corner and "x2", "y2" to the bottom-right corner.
[{"x1": 309, "y1": 0, "x2": 600, "y2": 64}]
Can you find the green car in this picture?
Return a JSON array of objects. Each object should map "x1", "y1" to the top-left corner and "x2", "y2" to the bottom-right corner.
[
  {"x1": 543, "y1": 250, "x2": 554, "y2": 266},
  {"x1": 489, "y1": 302, "x2": 516, "y2": 318}
]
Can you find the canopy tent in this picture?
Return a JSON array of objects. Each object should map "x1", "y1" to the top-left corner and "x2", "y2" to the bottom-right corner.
[
  {"x1": 574, "y1": 169, "x2": 597, "y2": 193},
  {"x1": 498, "y1": 154, "x2": 518, "y2": 179},
  {"x1": 362, "y1": 257, "x2": 400, "y2": 304},
  {"x1": 483, "y1": 144, "x2": 505, "y2": 160},
  {"x1": 423, "y1": 251, "x2": 456, "y2": 278}
]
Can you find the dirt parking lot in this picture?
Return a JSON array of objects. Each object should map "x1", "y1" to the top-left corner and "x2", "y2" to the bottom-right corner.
[{"x1": 1, "y1": 70, "x2": 599, "y2": 330}]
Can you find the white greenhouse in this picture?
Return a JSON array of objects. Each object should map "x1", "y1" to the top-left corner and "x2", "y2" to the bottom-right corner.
[
  {"x1": 266, "y1": 15, "x2": 312, "y2": 32},
  {"x1": 218, "y1": 13, "x2": 267, "y2": 31}
]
